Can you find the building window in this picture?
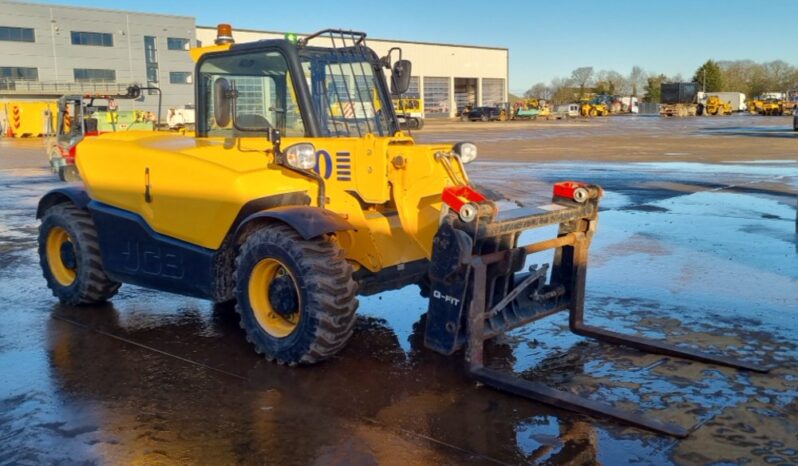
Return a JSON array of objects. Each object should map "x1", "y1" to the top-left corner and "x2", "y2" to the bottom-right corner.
[
  {"x1": 147, "y1": 66, "x2": 159, "y2": 83},
  {"x1": 169, "y1": 71, "x2": 192, "y2": 84},
  {"x1": 74, "y1": 68, "x2": 116, "y2": 82},
  {"x1": 0, "y1": 66, "x2": 38, "y2": 81},
  {"x1": 0, "y1": 26, "x2": 35, "y2": 42},
  {"x1": 481, "y1": 78, "x2": 505, "y2": 106},
  {"x1": 71, "y1": 31, "x2": 113, "y2": 47},
  {"x1": 167, "y1": 37, "x2": 190, "y2": 51},
  {"x1": 423, "y1": 77, "x2": 450, "y2": 118},
  {"x1": 144, "y1": 36, "x2": 159, "y2": 94},
  {"x1": 144, "y1": 36, "x2": 158, "y2": 65}
]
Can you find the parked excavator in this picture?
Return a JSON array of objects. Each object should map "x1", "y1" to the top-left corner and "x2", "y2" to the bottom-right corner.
[{"x1": 36, "y1": 24, "x2": 767, "y2": 438}]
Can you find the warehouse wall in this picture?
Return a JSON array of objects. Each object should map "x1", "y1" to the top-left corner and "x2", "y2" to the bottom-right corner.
[
  {"x1": 0, "y1": 1, "x2": 196, "y2": 115},
  {"x1": 0, "y1": 2, "x2": 508, "y2": 121},
  {"x1": 196, "y1": 26, "x2": 509, "y2": 118}
]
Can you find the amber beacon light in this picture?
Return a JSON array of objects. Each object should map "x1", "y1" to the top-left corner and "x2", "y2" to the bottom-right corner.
[{"x1": 215, "y1": 24, "x2": 234, "y2": 45}]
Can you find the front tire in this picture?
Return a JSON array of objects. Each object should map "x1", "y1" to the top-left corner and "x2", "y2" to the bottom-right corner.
[
  {"x1": 235, "y1": 224, "x2": 358, "y2": 365},
  {"x1": 38, "y1": 203, "x2": 121, "y2": 305},
  {"x1": 58, "y1": 165, "x2": 80, "y2": 182}
]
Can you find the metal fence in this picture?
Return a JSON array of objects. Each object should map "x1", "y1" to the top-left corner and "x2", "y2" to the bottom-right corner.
[
  {"x1": 638, "y1": 102, "x2": 660, "y2": 115},
  {"x1": 0, "y1": 79, "x2": 135, "y2": 97}
]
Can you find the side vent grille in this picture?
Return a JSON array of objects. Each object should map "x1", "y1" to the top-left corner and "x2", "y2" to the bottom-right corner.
[{"x1": 336, "y1": 152, "x2": 351, "y2": 181}]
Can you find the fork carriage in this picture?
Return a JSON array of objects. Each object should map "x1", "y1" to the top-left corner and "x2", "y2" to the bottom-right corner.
[{"x1": 424, "y1": 181, "x2": 768, "y2": 437}]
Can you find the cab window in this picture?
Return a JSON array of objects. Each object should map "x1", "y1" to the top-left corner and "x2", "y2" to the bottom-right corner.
[{"x1": 198, "y1": 50, "x2": 305, "y2": 137}]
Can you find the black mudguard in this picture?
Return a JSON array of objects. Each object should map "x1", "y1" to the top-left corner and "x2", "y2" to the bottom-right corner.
[
  {"x1": 36, "y1": 186, "x2": 90, "y2": 218},
  {"x1": 234, "y1": 206, "x2": 353, "y2": 240}
]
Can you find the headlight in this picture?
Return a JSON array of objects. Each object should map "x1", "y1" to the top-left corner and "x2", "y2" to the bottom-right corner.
[
  {"x1": 284, "y1": 143, "x2": 316, "y2": 170},
  {"x1": 453, "y1": 142, "x2": 477, "y2": 164}
]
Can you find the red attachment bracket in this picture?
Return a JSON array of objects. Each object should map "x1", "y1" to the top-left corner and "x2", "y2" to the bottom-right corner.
[
  {"x1": 553, "y1": 181, "x2": 590, "y2": 202},
  {"x1": 442, "y1": 185, "x2": 487, "y2": 212}
]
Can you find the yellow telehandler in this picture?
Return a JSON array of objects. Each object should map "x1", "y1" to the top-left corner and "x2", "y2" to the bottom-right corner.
[{"x1": 36, "y1": 25, "x2": 765, "y2": 437}]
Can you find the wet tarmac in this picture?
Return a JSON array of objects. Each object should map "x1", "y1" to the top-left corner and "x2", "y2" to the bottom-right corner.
[{"x1": 1, "y1": 117, "x2": 797, "y2": 465}]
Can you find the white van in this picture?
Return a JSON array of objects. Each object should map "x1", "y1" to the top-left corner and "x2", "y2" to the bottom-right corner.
[{"x1": 555, "y1": 103, "x2": 581, "y2": 118}]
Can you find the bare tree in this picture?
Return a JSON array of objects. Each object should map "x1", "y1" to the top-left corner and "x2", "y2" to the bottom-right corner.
[
  {"x1": 549, "y1": 76, "x2": 573, "y2": 104},
  {"x1": 525, "y1": 82, "x2": 551, "y2": 100},
  {"x1": 570, "y1": 67, "x2": 594, "y2": 99},
  {"x1": 595, "y1": 70, "x2": 628, "y2": 95},
  {"x1": 628, "y1": 65, "x2": 645, "y2": 97},
  {"x1": 765, "y1": 60, "x2": 793, "y2": 90}
]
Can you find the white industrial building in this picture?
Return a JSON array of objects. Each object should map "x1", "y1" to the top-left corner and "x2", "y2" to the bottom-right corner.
[
  {"x1": 0, "y1": 1, "x2": 508, "y2": 119},
  {"x1": 196, "y1": 26, "x2": 508, "y2": 118},
  {"x1": 0, "y1": 1, "x2": 196, "y2": 113}
]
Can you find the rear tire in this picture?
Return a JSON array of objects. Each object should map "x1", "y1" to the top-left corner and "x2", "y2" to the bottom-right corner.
[
  {"x1": 235, "y1": 223, "x2": 358, "y2": 365},
  {"x1": 38, "y1": 203, "x2": 121, "y2": 305}
]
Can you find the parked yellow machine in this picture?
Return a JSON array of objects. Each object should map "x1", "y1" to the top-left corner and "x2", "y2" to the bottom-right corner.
[
  {"x1": 580, "y1": 102, "x2": 609, "y2": 117},
  {"x1": 762, "y1": 100, "x2": 784, "y2": 116},
  {"x1": 35, "y1": 24, "x2": 767, "y2": 437},
  {"x1": 749, "y1": 97, "x2": 786, "y2": 116},
  {"x1": 514, "y1": 99, "x2": 550, "y2": 119},
  {"x1": 702, "y1": 95, "x2": 732, "y2": 116},
  {"x1": 392, "y1": 96, "x2": 424, "y2": 129}
]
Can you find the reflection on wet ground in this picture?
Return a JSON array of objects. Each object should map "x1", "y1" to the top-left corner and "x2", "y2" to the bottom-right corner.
[
  {"x1": 1, "y1": 151, "x2": 797, "y2": 463},
  {"x1": 700, "y1": 126, "x2": 798, "y2": 139}
]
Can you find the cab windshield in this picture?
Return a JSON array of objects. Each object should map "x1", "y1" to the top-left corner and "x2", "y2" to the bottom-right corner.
[{"x1": 300, "y1": 48, "x2": 398, "y2": 137}]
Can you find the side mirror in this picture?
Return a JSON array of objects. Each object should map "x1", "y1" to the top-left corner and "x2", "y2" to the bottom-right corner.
[
  {"x1": 213, "y1": 78, "x2": 232, "y2": 127},
  {"x1": 391, "y1": 59, "x2": 412, "y2": 96}
]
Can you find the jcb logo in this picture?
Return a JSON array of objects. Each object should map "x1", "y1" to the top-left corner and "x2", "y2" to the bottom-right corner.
[
  {"x1": 121, "y1": 241, "x2": 184, "y2": 279},
  {"x1": 432, "y1": 290, "x2": 460, "y2": 307}
]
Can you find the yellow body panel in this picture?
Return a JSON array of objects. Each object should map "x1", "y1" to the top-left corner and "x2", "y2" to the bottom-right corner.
[
  {"x1": 76, "y1": 131, "x2": 461, "y2": 273},
  {"x1": 189, "y1": 44, "x2": 232, "y2": 63}
]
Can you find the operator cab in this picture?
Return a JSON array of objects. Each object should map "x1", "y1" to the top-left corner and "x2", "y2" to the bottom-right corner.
[{"x1": 195, "y1": 27, "x2": 412, "y2": 140}]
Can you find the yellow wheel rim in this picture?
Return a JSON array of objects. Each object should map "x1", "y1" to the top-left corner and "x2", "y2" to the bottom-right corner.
[
  {"x1": 46, "y1": 226, "x2": 76, "y2": 286},
  {"x1": 248, "y1": 258, "x2": 300, "y2": 338}
]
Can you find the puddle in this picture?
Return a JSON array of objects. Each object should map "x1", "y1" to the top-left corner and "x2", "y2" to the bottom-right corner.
[{"x1": 1, "y1": 154, "x2": 797, "y2": 464}]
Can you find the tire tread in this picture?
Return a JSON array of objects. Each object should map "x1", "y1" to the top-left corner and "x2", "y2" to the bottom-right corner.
[
  {"x1": 234, "y1": 223, "x2": 358, "y2": 365},
  {"x1": 39, "y1": 203, "x2": 120, "y2": 305}
]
